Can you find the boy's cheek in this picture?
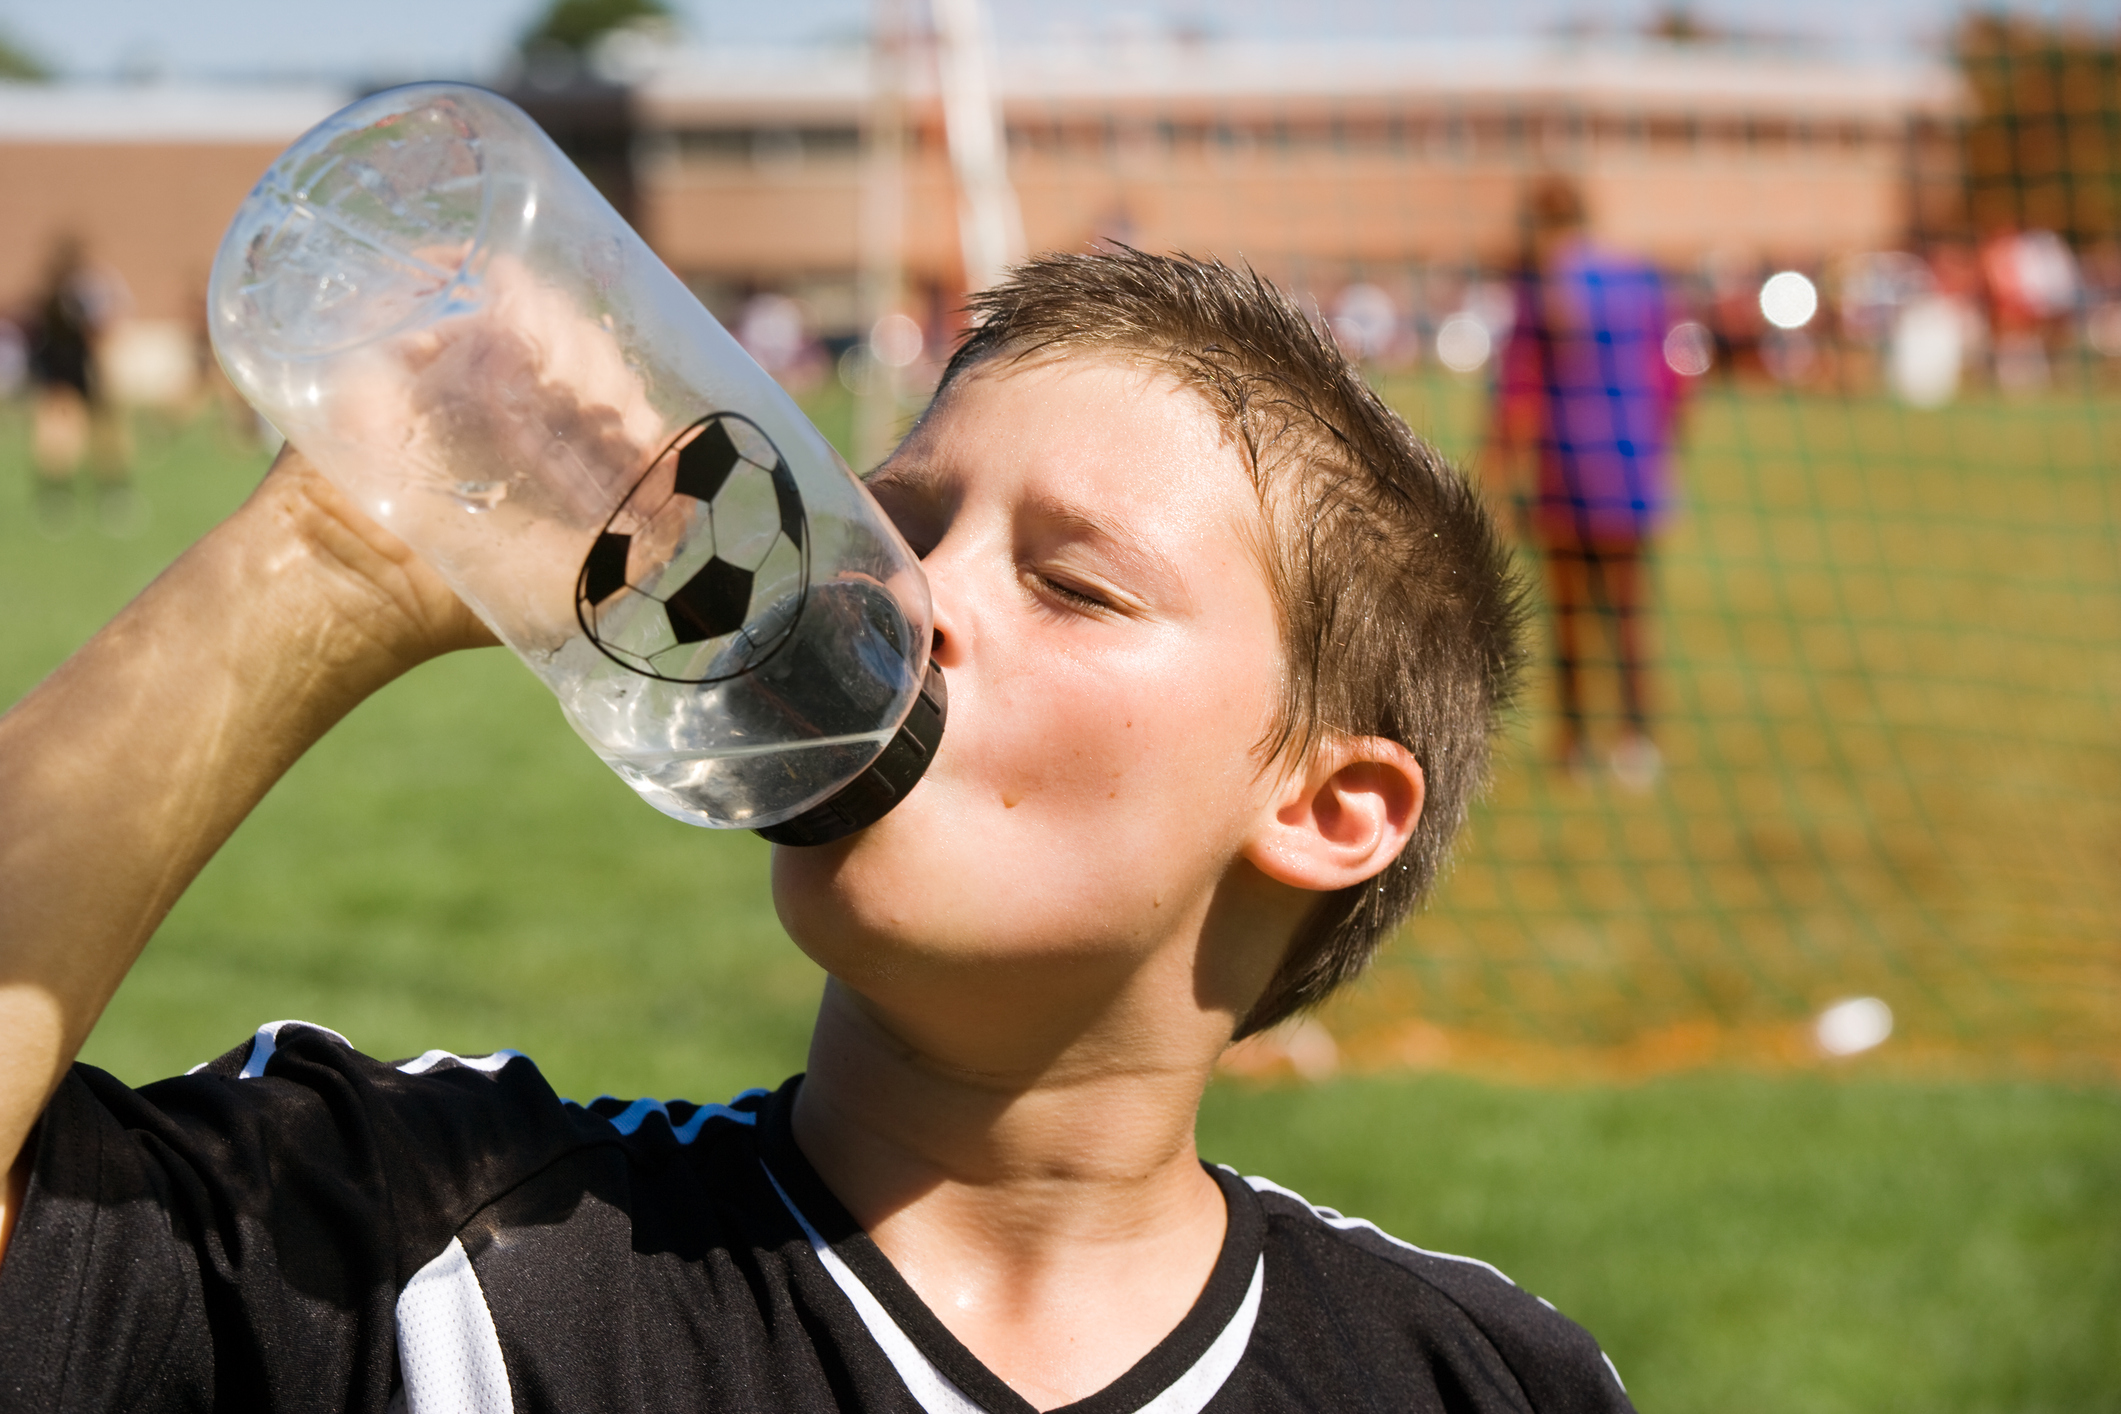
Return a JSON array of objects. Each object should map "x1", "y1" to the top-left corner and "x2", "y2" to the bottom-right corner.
[
  {"x1": 768, "y1": 627, "x2": 1274, "y2": 959},
  {"x1": 770, "y1": 735, "x2": 1198, "y2": 959}
]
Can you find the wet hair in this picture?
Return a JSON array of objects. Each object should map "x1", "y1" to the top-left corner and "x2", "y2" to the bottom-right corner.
[{"x1": 929, "y1": 247, "x2": 1527, "y2": 1037}]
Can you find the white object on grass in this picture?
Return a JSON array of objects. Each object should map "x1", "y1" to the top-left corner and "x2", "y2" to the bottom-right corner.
[{"x1": 1814, "y1": 997, "x2": 1893, "y2": 1057}]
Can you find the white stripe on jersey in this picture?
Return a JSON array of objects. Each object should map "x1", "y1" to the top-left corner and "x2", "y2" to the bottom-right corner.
[
  {"x1": 397, "y1": 1049, "x2": 526, "y2": 1076},
  {"x1": 1128, "y1": 1255, "x2": 1264, "y2": 1414},
  {"x1": 395, "y1": 1237, "x2": 514, "y2": 1414},
  {"x1": 229, "y1": 1020, "x2": 356, "y2": 1079},
  {"x1": 761, "y1": 1162, "x2": 988, "y2": 1414},
  {"x1": 218, "y1": 1026, "x2": 765, "y2": 1148},
  {"x1": 1237, "y1": 1170, "x2": 1521, "y2": 1286},
  {"x1": 204, "y1": 1024, "x2": 526, "y2": 1082},
  {"x1": 383, "y1": 1086, "x2": 766, "y2": 1412},
  {"x1": 1238, "y1": 1170, "x2": 1630, "y2": 1397}
]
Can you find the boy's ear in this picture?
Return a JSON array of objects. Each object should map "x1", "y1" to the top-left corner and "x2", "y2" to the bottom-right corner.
[{"x1": 1244, "y1": 736, "x2": 1425, "y2": 894}]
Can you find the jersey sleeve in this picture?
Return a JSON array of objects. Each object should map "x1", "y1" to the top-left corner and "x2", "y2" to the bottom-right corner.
[
  {"x1": 1248, "y1": 1177, "x2": 1635, "y2": 1414},
  {"x1": 0, "y1": 1022, "x2": 597, "y2": 1414},
  {"x1": 1399, "y1": 1254, "x2": 1635, "y2": 1414}
]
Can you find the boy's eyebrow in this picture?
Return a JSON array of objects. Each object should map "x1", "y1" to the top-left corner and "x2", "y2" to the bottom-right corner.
[
  {"x1": 863, "y1": 461, "x2": 931, "y2": 496},
  {"x1": 1028, "y1": 495, "x2": 1194, "y2": 612},
  {"x1": 868, "y1": 460, "x2": 1194, "y2": 612}
]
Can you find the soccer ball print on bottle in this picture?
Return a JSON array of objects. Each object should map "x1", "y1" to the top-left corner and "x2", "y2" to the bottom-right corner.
[{"x1": 576, "y1": 413, "x2": 810, "y2": 683}]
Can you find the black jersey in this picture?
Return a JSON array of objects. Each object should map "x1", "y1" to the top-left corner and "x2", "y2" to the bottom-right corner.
[{"x1": 0, "y1": 1022, "x2": 1633, "y2": 1414}]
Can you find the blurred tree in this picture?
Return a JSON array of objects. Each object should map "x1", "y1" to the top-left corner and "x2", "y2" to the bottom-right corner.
[
  {"x1": 1955, "y1": 14, "x2": 2121, "y2": 244},
  {"x1": 0, "y1": 28, "x2": 50, "y2": 80},
  {"x1": 1645, "y1": 6, "x2": 1715, "y2": 45},
  {"x1": 521, "y1": 0, "x2": 675, "y2": 55},
  {"x1": 509, "y1": 0, "x2": 672, "y2": 225}
]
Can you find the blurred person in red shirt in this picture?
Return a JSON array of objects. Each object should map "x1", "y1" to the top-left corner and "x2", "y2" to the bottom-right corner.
[{"x1": 1980, "y1": 228, "x2": 2077, "y2": 391}]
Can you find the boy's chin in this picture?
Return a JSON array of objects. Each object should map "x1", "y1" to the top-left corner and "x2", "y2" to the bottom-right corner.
[
  {"x1": 772, "y1": 818, "x2": 1073, "y2": 980},
  {"x1": 770, "y1": 770, "x2": 968, "y2": 901},
  {"x1": 768, "y1": 809, "x2": 937, "y2": 968}
]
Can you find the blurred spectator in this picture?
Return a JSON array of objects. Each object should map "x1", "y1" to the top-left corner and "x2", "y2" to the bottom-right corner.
[
  {"x1": 2079, "y1": 240, "x2": 2121, "y2": 376},
  {"x1": 1882, "y1": 248, "x2": 1980, "y2": 408},
  {"x1": 1889, "y1": 291, "x2": 1976, "y2": 409},
  {"x1": 186, "y1": 272, "x2": 278, "y2": 450},
  {"x1": 1702, "y1": 251, "x2": 1765, "y2": 382},
  {"x1": 1489, "y1": 174, "x2": 1683, "y2": 790},
  {"x1": 1329, "y1": 282, "x2": 1400, "y2": 363},
  {"x1": 24, "y1": 236, "x2": 137, "y2": 535},
  {"x1": 735, "y1": 291, "x2": 825, "y2": 391},
  {"x1": 1981, "y1": 228, "x2": 2078, "y2": 392},
  {"x1": 1835, "y1": 250, "x2": 1931, "y2": 392},
  {"x1": 0, "y1": 318, "x2": 25, "y2": 399}
]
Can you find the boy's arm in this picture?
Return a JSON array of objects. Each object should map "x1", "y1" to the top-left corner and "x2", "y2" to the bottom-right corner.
[{"x1": 0, "y1": 447, "x2": 494, "y2": 1238}]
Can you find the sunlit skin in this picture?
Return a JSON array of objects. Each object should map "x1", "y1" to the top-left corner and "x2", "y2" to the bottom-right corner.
[
  {"x1": 0, "y1": 452, "x2": 497, "y2": 1257},
  {"x1": 0, "y1": 353, "x2": 1424, "y2": 1413},
  {"x1": 779, "y1": 356, "x2": 1426, "y2": 1407}
]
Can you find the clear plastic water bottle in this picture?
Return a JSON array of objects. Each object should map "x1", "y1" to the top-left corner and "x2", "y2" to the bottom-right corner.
[{"x1": 208, "y1": 83, "x2": 942, "y2": 844}]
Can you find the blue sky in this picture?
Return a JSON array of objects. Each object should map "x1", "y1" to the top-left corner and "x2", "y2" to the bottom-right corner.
[{"x1": 2, "y1": 0, "x2": 2118, "y2": 83}]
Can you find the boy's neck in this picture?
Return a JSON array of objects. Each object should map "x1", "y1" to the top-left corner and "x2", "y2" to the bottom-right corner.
[
  {"x1": 789, "y1": 975, "x2": 1235, "y2": 1409},
  {"x1": 793, "y1": 970, "x2": 1225, "y2": 1234}
]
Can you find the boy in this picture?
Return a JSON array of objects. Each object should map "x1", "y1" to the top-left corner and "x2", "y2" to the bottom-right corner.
[{"x1": 0, "y1": 250, "x2": 1628, "y2": 1413}]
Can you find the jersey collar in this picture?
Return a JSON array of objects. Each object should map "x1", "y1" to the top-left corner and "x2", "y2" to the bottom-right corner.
[{"x1": 755, "y1": 1077, "x2": 1267, "y2": 1414}]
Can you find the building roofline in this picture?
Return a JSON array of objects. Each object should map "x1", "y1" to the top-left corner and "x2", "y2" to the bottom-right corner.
[
  {"x1": 0, "y1": 82, "x2": 350, "y2": 143},
  {"x1": 634, "y1": 36, "x2": 1966, "y2": 127}
]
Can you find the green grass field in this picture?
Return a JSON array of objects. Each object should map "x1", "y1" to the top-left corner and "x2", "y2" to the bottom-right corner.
[{"x1": 2, "y1": 393, "x2": 2116, "y2": 1412}]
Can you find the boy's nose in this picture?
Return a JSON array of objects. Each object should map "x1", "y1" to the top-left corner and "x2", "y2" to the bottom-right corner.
[
  {"x1": 918, "y1": 545, "x2": 967, "y2": 671},
  {"x1": 923, "y1": 567, "x2": 963, "y2": 670}
]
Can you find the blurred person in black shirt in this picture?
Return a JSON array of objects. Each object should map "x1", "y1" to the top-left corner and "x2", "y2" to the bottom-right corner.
[{"x1": 25, "y1": 236, "x2": 135, "y2": 535}]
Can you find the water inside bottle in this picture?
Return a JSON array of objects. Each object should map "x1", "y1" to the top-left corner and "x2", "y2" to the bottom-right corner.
[
  {"x1": 600, "y1": 731, "x2": 899, "y2": 828},
  {"x1": 565, "y1": 575, "x2": 919, "y2": 828}
]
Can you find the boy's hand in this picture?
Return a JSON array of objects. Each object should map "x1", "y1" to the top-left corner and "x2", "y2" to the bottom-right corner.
[
  {"x1": 249, "y1": 444, "x2": 500, "y2": 674},
  {"x1": 0, "y1": 443, "x2": 496, "y2": 1231}
]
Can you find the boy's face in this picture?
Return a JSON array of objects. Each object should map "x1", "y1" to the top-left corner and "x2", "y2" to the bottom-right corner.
[{"x1": 773, "y1": 355, "x2": 1297, "y2": 1011}]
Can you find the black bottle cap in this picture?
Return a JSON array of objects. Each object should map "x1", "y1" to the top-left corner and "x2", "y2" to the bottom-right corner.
[{"x1": 753, "y1": 660, "x2": 948, "y2": 847}]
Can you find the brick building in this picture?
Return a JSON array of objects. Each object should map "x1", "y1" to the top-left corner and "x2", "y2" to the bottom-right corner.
[
  {"x1": 632, "y1": 37, "x2": 1965, "y2": 332},
  {"x1": 0, "y1": 82, "x2": 347, "y2": 400},
  {"x1": 0, "y1": 38, "x2": 1963, "y2": 396}
]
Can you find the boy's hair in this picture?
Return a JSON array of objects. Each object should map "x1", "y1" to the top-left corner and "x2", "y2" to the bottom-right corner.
[{"x1": 931, "y1": 247, "x2": 1527, "y2": 1038}]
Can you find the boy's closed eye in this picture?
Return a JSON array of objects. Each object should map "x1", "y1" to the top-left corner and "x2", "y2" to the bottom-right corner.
[
  {"x1": 1023, "y1": 561, "x2": 1129, "y2": 618},
  {"x1": 1019, "y1": 505, "x2": 1192, "y2": 621},
  {"x1": 1035, "y1": 572, "x2": 1114, "y2": 611},
  {"x1": 868, "y1": 463, "x2": 1193, "y2": 622}
]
